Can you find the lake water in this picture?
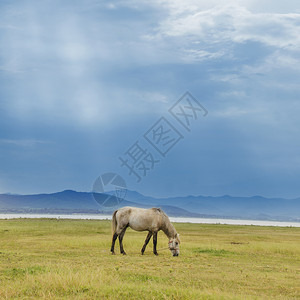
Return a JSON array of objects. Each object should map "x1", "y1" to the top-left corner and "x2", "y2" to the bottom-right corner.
[{"x1": 0, "y1": 214, "x2": 299, "y2": 227}]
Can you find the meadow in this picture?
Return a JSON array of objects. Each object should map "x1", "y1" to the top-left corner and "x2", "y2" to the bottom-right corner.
[{"x1": 0, "y1": 218, "x2": 299, "y2": 299}]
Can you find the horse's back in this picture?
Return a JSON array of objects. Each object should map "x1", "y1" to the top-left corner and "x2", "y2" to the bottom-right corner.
[
  {"x1": 117, "y1": 206, "x2": 162, "y2": 217},
  {"x1": 116, "y1": 206, "x2": 164, "y2": 232}
]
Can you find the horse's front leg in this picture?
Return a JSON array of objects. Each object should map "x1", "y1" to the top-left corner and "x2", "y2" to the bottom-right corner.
[
  {"x1": 141, "y1": 231, "x2": 152, "y2": 255},
  {"x1": 119, "y1": 227, "x2": 128, "y2": 255},
  {"x1": 153, "y1": 232, "x2": 158, "y2": 256}
]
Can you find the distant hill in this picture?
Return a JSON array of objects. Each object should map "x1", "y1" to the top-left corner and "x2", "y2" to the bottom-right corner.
[
  {"x1": 0, "y1": 190, "x2": 202, "y2": 218},
  {"x1": 0, "y1": 190, "x2": 299, "y2": 221},
  {"x1": 125, "y1": 190, "x2": 300, "y2": 221}
]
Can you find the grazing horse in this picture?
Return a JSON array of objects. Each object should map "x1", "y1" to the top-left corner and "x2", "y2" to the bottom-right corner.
[{"x1": 110, "y1": 207, "x2": 180, "y2": 256}]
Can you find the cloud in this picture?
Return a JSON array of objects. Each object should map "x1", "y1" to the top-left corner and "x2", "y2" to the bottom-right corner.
[
  {"x1": 0, "y1": 139, "x2": 52, "y2": 147},
  {"x1": 1, "y1": 1, "x2": 298, "y2": 127},
  {"x1": 155, "y1": 4, "x2": 300, "y2": 50}
]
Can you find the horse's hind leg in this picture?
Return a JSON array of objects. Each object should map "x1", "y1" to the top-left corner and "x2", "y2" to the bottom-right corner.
[
  {"x1": 119, "y1": 226, "x2": 128, "y2": 255},
  {"x1": 111, "y1": 232, "x2": 118, "y2": 255},
  {"x1": 153, "y1": 232, "x2": 158, "y2": 255},
  {"x1": 141, "y1": 231, "x2": 152, "y2": 255}
]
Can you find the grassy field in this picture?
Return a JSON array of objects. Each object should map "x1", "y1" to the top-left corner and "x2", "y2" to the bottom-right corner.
[{"x1": 0, "y1": 219, "x2": 299, "y2": 299}]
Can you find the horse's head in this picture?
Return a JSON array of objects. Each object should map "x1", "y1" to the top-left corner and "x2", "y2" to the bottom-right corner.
[{"x1": 169, "y1": 233, "x2": 180, "y2": 256}]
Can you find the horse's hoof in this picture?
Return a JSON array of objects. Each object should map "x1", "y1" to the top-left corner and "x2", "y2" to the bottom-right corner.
[
  {"x1": 111, "y1": 252, "x2": 115, "y2": 255},
  {"x1": 122, "y1": 252, "x2": 127, "y2": 255},
  {"x1": 154, "y1": 252, "x2": 159, "y2": 256}
]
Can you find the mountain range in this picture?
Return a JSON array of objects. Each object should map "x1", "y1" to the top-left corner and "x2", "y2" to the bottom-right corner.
[{"x1": 0, "y1": 190, "x2": 300, "y2": 222}]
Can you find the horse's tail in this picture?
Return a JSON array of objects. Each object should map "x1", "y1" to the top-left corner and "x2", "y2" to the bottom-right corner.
[{"x1": 112, "y1": 210, "x2": 118, "y2": 234}]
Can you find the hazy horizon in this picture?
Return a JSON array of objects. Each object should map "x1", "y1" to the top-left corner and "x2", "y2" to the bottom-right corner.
[{"x1": 1, "y1": 188, "x2": 300, "y2": 201}]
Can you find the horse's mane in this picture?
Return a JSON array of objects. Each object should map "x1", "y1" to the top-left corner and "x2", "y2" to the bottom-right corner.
[{"x1": 152, "y1": 207, "x2": 169, "y2": 220}]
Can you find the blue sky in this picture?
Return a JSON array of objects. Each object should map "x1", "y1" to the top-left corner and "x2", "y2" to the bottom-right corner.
[{"x1": 0, "y1": 0, "x2": 300, "y2": 198}]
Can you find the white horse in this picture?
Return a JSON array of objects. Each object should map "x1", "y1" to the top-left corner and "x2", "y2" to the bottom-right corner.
[{"x1": 111, "y1": 207, "x2": 180, "y2": 256}]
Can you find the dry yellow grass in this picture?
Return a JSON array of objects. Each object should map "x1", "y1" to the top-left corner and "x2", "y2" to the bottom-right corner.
[{"x1": 0, "y1": 218, "x2": 299, "y2": 299}]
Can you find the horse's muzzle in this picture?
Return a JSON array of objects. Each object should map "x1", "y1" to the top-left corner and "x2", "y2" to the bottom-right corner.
[{"x1": 173, "y1": 253, "x2": 179, "y2": 257}]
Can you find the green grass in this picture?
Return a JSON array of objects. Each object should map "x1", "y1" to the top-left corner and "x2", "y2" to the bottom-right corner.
[{"x1": 0, "y1": 219, "x2": 299, "y2": 299}]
